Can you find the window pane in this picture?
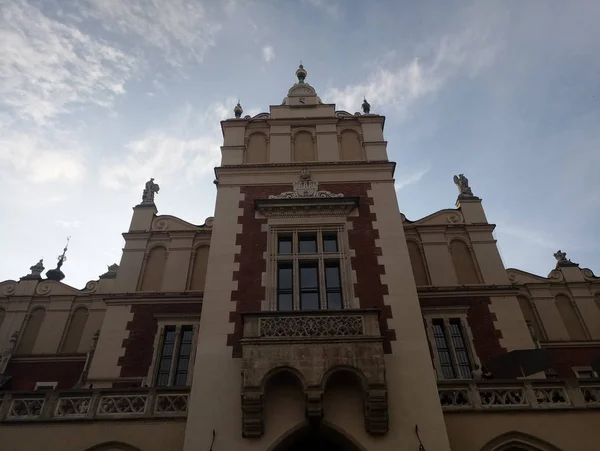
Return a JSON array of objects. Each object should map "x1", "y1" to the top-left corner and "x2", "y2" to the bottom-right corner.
[
  {"x1": 174, "y1": 326, "x2": 193, "y2": 387},
  {"x1": 156, "y1": 373, "x2": 170, "y2": 387},
  {"x1": 432, "y1": 320, "x2": 456, "y2": 379},
  {"x1": 449, "y1": 319, "x2": 472, "y2": 379},
  {"x1": 323, "y1": 233, "x2": 338, "y2": 253},
  {"x1": 325, "y1": 265, "x2": 341, "y2": 288},
  {"x1": 278, "y1": 235, "x2": 292, "y2": 254},
  {"x1": 301, "y1": 292, "x2": 320, "y2": 310},
  {"x1": 578, "y1": 370, "x2": 595, "y2": 379},
  {"x1": 156, "y1": 326, "x2": 176, "y2": 386},
  {"x1": 300, "y1": 265, "x2": 319, "y2": 289},
  {"x1": 278, "y1": 293, "x2": 293, "y2": 311},
  {"x1": 174, "y1": 373, "x2": 188, "y2": 387},
  {"x1": 326, "y1": 292, "x2": 343, "y2": 310},
  {"x1": 278, "y1": 265, "x2": 293, "y2": 289},
  {"x1": 325, "y1": 262, "x2": 343, "y2": 310},
  {"x1": 298, "y1": 234, "x2": 317, "y2": 253}
]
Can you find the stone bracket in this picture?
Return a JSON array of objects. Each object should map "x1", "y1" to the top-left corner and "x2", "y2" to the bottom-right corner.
[
  {"x1": 241, "y1": 391, "x2": 263, "y2": 438},
  {"x1": 365, "y1": 388, "x2": 389, "y2": 435},
  {"x1": 305, "y1": 388, "x2": 323, "y2": 424}
]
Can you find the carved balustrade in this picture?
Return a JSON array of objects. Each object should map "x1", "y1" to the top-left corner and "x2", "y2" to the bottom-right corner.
[
  {"x1": 240, "y1": 309, "x2": 387, "y2": 438},
  {"x1": 438, "y1": 379, "x2": 600, "y2": 411},
  {"x1": 0, "y1": 387, "x2": 189, "y2": 422}
]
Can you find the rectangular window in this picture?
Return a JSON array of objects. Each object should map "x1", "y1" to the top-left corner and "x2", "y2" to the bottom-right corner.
[
  {"x1": 272, "y1": 228, "x2": 347, "y2": 311},
  {"x1": 574, "y1": 368, "x2": 598, "y2": 379},
  {"x1": 155, "y1": 325, "x2": 195, "y2": 387},
  {"x1": 429, "y1": 317, "x2": 474, "y2": 380}
]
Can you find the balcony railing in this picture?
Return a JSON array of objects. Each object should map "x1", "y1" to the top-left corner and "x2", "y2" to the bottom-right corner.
[
  {"x1": 0, "y1": 387, "x2": 189, "y2": 422},
  {"x1": 438, "y1": 379, "x2": 600, "y2": 411}
]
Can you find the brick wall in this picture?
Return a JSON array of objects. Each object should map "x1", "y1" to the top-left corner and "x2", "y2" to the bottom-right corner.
[
  {"x1": 4, "y1": 359, "x2": 85, "y2": 390},
  {"x1": 544, "y1": 346, "x2": 600, "y2": 377},
  {"x1": 118, "y1": 303, "x2": 202, "y2": 378}
]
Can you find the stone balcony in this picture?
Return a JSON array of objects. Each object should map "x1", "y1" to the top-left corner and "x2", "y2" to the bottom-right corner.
[
  {"x1": 438, "y1": 379, "x2": 600, "y2": 411},
  {"x1": 0, "y1": 387, "x2": 189, "y2": 422},
  {"x1": 240, "y1": 309, "x2": 387, "y2": 438}
]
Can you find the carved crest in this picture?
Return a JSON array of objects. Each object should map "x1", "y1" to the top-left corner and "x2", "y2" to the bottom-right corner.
[{"x1": 269, "y1": 169, "x2": 343, "y2": 199}]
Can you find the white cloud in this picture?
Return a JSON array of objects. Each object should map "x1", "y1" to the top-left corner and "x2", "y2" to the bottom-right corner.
[
  {"x1": 100, "y1": 99, "x2": 238, "y2": 190},
  {"x1": 327, "y1": 26, "x2": 500, "y2": 114},
  {"x1": 262, "y1": 45, "x2": 275, "y2": 63},
  {"x1": 0, "y1": 0, "x2": 137, "y2": 124},
  {"x1": 56, "y1": 220, "x2": 82, "y2": 229},
  {"x1": 83, "y1": 0, "x2": 222, "y2": 66},
  {"x1": 395, "y1": 166, "x2": 431, "y2": 191}
]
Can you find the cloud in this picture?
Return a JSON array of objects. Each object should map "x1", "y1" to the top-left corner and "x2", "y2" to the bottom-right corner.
[
  {"x1": 326, "y1": 25, "x2": 500, "y2": 114},
  {"x1": 56, "y1": 220, "x2": 82, "y2": 229},
  {"x1": 262, "y1": 45, "x2": 275, "y2": 63},
  {"x1": 394, "y1": 166, "x2": 431, "y2": 191},
  {"x1": 100, "y1": 99, "x2": 238, "y2": 190},
  {"x1": 83, "y1": 0, "x2": 222, "y2": 66},
  {"x1": 302, "y1": 0, "x2": 341, "y2": 19},
  {"x1": 0, "y1": 0, "x2": 137, "y2": 124}
]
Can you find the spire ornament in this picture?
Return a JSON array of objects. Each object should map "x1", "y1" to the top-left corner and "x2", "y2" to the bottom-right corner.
[
  {"x1": 20, "y1": 259, "x2": 45, "y2": 280},
  {"x1": 46, "y1": 237, "x2": 70, "y2": 282},
  {"x1": 362, "y1": 98, "x2": 371, "y2": 114},
  {"x1": 296, "y1": 64, "x2": 307, "y2": 83},
  {"x1": 234, "y1": 101, "x2": 243, "y2": 119}
]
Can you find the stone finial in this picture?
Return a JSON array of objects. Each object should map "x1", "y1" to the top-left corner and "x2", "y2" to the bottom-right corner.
[
  {"x1": 46, "y1": 237, "x2": 70, "y2": 282},
  {"x1": 141, "y1": 178, "x2": 160, "y2": 205},
  {"x1": 362, "y1": 98, "x2": 371, "y2": 114},
  {"x1": 554, "y1": 250, "x2": 579, "y2": 268},
  {"x1": 21, "y1": 259, "x2": 45, "y2": 280},
  {"x1": 99, "y1": 263, "x2": 119, "y2": 279},
  {"x1": 453, "y1": 174, "x2": 475, "y2": 198},
  {"x1": 296, "y1": 64, "x2": 307, "y2": 83},
  {"x1": 234, "y1": 101, "x2": 243, "y2": 118}
]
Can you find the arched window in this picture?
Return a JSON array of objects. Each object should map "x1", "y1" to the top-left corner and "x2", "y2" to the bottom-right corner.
[
  {"x1": 407, "y1": 240, "x2": 429, "y2": 286},
  {"x1": 517, "y1": 296, "x2": 545, "y2": 342},
  {"x1": 140, "y1": 246, "x2": 167, "y2": 291},
  {"x1": 61, "y1": 307, "x2": 88, "y2": 353},
  {"x1": 245, "y1": 133, "x2": 268, "y2": 163},
  {"x1": 450, "y1": 240, "x2": 480, "y2": 284},
  {"x1": 189, "y1": 246, "x2": 210, "y2": 291},
  {"x1": 555, "y1": 294, "x2": 587, "y2": 340},
  {"x1": 340, "y1": 130, "x2": 364, "y2": 161},
  {"x1": 293, "y1": 131, "x2": 316, "y2": 162},
  {"x1": 481, "y1": 431, "x2": 562, "y2": 451},
  {"x1": 16, "y1": 307, "x2": 45, "y2": 354}
]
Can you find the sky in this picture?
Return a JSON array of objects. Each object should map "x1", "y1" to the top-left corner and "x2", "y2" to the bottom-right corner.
[{"x1": 1, "y1": 0, "x2": 599, "y2": 288}]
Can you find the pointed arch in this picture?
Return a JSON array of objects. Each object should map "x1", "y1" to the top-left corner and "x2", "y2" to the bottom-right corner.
[
  {"x1": 16, "y1": 307, "x2": 45, "y2": 354},
  {"x1": 189, "y1": 245, "x2": 210, "y2": 291},
  {"x1": 245, "y1": 131, "x2": 269, "y2": 163},
  {"x1": 407, "y1": 239, "x2": 429, "y2": 286},
  {"x1": 555, "y1": 294, "x2": 588, "y2": 340},
  {"x1": 267, "y1": 421, "x2": 365, "y2": 451},
  {"x1": 61, "y1": 306, "x2": 89, "y2": 353},
  {"x1": 139, "y1": 245, "x2": 167, "y2": 291},
  {"x1": 83, "y1": 442, "x2": 142, "y2": 451},
  {"x1": 450, "y1": 239, "x2": 481, "y2": 284},
  {"x1": 480, "y1": 431, "x2": 563, "y2": 451}
]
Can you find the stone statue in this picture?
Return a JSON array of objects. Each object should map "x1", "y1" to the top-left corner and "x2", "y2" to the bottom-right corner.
[
  {"x1": 141, "y1": 178, "x2": 160, "y2": 204},
  {"x1": 234, "y1": 101, "x2": 243, "y2": 119},
  {"x1": 362, "y1": 98, "x2": 371, "y2": 114},
  {"x1": 553, "y1": 250, "x2": 578, "y2": 267},
  {"x1": 30, "y1": 259, "x2": 44, "y2": 277},
  {"x1": 453, "y1": 174, "x2": 474, "y2": 197}
]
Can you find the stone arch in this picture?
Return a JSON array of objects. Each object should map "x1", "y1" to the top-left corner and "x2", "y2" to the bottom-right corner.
[
  {"x1": 268, "y1": 421, "x2": 365, "y2": 451},
  {"x1": 188, "y1": 245, "x2": 210, "y2": 291},
  {"x1": 450, "y1": 238, "x2": 481, "y2": 284},
  {"x1": 16, "y1": 306, "x2": 46, "y2": 354},
  {"x1": 83, "y1": 442, "x2": 142, "y2": 451},
  {"x1": 292, "y1": 130, "x2": 316, "y2": 162},
  {"x1": 481, "y1": 431, "x2": 563, "y2": 451},
  {"x1": 139, "y1": 245, "x2": 167, "y2": 291},
  {"x1": 321, "y1": 365, "x2": 367, "y2": 390},
  {"x1": 245, "y1": 131, "x2": 269, "y2": 163},
  {"x1": 61, "y1": 306, "x2": 89, "y2": 353},
  {"x1": 263, "y1": 368, "x2": 306, "y2": 440},
  {"x1": 406, "y1": 239, "x2": 429, "y2": 286},
  {"x1": 339, "y1": 129, "x2": 364, "y2": 161},
  {"x1": 555, "y1": 293, "x2": 588, "y2": 340},
  {"x1": 262, "y1": 365, "x2": 308, "y2": 391}
]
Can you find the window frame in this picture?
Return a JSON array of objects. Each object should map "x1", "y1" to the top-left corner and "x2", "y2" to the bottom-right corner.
[
  {"x1": 268, "y1": 224, "x2": 354, "y2": 311},
  {"x1": 423, "y1": 309, "x2": 480, "y2": 380},
  {"x1": 147, "y1": 316, "x2": 200, "y2": 387},
  {"x1": 573, "y1": 366, "x2": 598, "y2": 379}
]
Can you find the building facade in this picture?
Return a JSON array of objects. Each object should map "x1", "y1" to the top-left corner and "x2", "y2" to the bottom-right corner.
[{"x1": 1, "y1": 66, "x2": 599, "y2": 451}]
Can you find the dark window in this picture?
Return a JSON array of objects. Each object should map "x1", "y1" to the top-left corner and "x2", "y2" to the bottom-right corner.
[
  {"x1": 323, "y1": 233, "x2": 338, "y2": 253},
  {"x1": 577, "y1": 370, "x2": 596, "y2": 379},
  {"x1": 325, "y1": 262, "x2": 343, "y2": 309},
  {"x1": 278, "y1": 235, "x2": 292, "y2": 254},
  {"x1": 174, "y1": 326, "x2": 193, "y2": 386},
  {"x1": 277, "y1": 263, "x2": 293, "y2": 310},
  {"x1": 299, "y1": 262, "x2": 320, "y2": 310},
  {"x1": 449, "y1": 319, "x2": 472, "y2": 378},
  {"x1": 432, "y1": 320, "x2": 455, "y2": 379},
  {"x1": 298, "y1": 234, "x2": 317, "y2": 253},
  {"x1": 156, "y1": 326, "x2": 176, "y2": 386}
]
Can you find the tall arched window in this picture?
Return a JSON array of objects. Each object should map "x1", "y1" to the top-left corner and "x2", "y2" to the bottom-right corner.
[
  {"x1": 189, "y1": 246, "x2": 210, "y2": 291},
  {"x1": 140, "y1": 246, "x2": 167, "y2": 291},
  {"x1": 407, "y1": 240, "x2": 429, "y2": 286},
  {"x1": 245, "y1": 133, "x2": 268, "y2": 163},
  {"x1": 16, "y1": 307, "x2": 46, "y2": 354},
  {"x1": 61, "y1": 307, "x2": 88, "y2": 353},
  {"x1": 555, "y1": 294, "x2": 587, "y2": 340},
  {"x1": 340, "y1": 130, "x2": 364, "y2": 161},
  {"x1": 293, "y1": 131, "x2": 316, "y2": 162},
  {"x1": 517, "y1": 296, "x2": 545, "y2": 342},
  {"x1": 450, "y1": 240, "x2": 480, "y2": 284}
]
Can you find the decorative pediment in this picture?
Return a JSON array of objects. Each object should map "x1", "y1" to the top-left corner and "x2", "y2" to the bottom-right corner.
[
  {"x1": 269, "y1": 169, "x2": 343, "y2": 199},
  {"x1": 151, "y1": 215, "x2": 214, "y2": 232}
]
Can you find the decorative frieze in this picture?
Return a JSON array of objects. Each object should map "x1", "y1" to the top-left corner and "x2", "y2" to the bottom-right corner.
[{"x1": 259, "y1": 315, "x2": 363, "y2": 338}]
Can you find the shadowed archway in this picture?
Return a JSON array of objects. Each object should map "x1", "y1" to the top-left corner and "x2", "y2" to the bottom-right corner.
[
  {"x1": 269, "y1": 422, "x2": 364, "y2": 451},
  {"x1": 481, "y1": 431, "x2": 563, "y2": 451}
]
